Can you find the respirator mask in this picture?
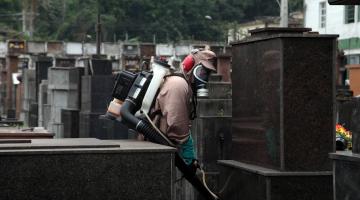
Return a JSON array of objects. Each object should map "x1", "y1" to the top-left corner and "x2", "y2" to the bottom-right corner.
[{"x1": 192, "y1": 64, "x2": 211, "y2": 98}]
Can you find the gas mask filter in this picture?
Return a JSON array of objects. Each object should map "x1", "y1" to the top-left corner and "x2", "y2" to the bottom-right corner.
[{"x1": 192, "y1": 64, "x2": 211, "y2": 98}]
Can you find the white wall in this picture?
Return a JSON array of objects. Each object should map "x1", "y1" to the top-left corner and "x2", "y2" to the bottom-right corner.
[{"x1": 304, "y1": 0, "x2": 360, "y2": 40}]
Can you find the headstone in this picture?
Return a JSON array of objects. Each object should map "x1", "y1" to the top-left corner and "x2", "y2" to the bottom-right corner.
[
  {"x1": 29, "y1": 103, "x2": 38, "y2": 127},
  {"x1": 81, "y1": 75, "x2": 114, "y2": 113},
  {"x1": 47, "y1": 67, "x2": 82, "y2": 137},
  {"x1": 79, "y1": 112, "x2": 128, "y2": 139},
  {"x1": 21, "y1": 69, "x2": 36, "y2": 126},
  {"x1": 80, "y1": 75, "x2": 128, "y2": 139},
  {"x1": 89, "y1": 59, "x2": 112, "y2": 75},
  {"x1": 231, "y1": 28, "x2": 335, "y2": 171},
  {"x1": 34, "y1": 56, "x2": 53, "y2": 100},
  {"x1": 218, "y1": 27, "x2": 337, "y2": 200},
  {"x1": 61, "y1": 109, "x2": 79, "y2": 138},
  {"x1": 0, "y1": 139, "x2": 175, "y2": 200}
]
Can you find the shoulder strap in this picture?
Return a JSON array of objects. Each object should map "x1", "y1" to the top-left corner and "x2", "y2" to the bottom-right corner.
[{"x1": 164, "y1": 72, "x2": 186, "y2": 80}]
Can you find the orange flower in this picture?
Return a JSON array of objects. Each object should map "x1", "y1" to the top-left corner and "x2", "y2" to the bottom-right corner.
[{"x1": 336, "y1": 124, "x2": 352, "y2": 148}]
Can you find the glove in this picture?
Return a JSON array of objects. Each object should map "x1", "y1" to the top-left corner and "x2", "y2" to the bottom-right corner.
[
  {"x1": 189, "y1": 159, "x2": 201, "y2": 176},
  {"x1": 178, "y1": 134, "x2": 196, "y2": 165}
]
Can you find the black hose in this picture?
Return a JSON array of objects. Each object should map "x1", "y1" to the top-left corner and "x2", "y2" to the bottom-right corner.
[
  {"x1": 175, "y1": 153, "x2": 219, "y2": 200},
  {"x1": 119, "y1": 100, "x2": 140, "y2": 127}
]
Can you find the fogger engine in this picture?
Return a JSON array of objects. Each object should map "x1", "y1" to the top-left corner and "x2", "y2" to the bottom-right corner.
[{"x1": 103, "y1": 58, "x2": 171, "y2": 122}]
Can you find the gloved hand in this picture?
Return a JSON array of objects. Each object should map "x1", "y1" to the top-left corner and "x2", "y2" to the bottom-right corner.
[
  {"x1": 178, "y1": 134, "x2": 196, "y2": 165},
  {"x1": 189, "y1": 159, "x2": 201, "y2": 176}
]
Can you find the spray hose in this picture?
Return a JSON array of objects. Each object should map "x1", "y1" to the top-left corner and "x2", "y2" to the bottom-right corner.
[{"x1": 120, "y1": 100, "x2": 220, "y2": 200}]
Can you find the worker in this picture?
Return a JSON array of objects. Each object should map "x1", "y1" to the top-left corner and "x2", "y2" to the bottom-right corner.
[{"x1": 150, "y1": 49, "x2": 217, "y2": 170}]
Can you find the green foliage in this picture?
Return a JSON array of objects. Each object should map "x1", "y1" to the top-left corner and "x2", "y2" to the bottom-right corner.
[{"x1": 0, "y1": 0, "x2": 303, "y2": 42}]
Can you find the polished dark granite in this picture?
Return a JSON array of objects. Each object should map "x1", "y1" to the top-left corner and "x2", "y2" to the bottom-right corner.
[
  {"x1": 231, "y1": 30, "x2": 337, "y2": 171},
  {"x1": 0, "y1": 139, "x2": 175, "y2": 200},
  {"x1": 330, "y1": 151, "x2": 360, "y2": 200},
  {"x1": 218, "y1": 160, "x2": 333, "y2": 200}
]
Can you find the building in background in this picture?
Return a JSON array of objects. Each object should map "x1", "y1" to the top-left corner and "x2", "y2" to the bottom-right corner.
[
  {"x1": 228, "y1": 12, "x2": 304, "y2": 43},
  {"x1": 304, "y1": 0, "x2": 360, "y2": 64}
]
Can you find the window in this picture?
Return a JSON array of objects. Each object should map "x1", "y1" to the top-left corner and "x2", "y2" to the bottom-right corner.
[
  {"x1": 345, "y1": 5, "x2": 355, "y2": 24},
  {"x1": 347, "y1": 55, "x2": 360, "y2": 64},
  {"x1": 319, "y1": 2, "x2": 326, "y2": 28}
]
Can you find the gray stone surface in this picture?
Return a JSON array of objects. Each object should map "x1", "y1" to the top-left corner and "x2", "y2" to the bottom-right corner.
[
  {"x1": 218, "y1": 160, "x2": 333, "y2": 200},
  {"x1": 49, "y1": 90, "x2": 79, "y2": 109},
  {"x1": 0, "y1": 139, "x2": 175, "y2": 200},
  {"x1": 330, "y1": 151, "x2": 360, "y2": 200},
  {"x1": 47, "y1": 67, "x2": 82, "y2": 137},
  {"x1": 48, "y1": 67, "x2": 81, "y2": 90}
]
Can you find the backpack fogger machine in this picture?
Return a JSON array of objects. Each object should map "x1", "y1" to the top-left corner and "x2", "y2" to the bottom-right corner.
[{"x1": 101, "y1": 57, "x2": 220, "y2": 200}]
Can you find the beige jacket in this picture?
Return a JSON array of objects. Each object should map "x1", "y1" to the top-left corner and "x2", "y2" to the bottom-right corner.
[{"x1": 152, "y1": 75, "x2": 192, "y2": 144}]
